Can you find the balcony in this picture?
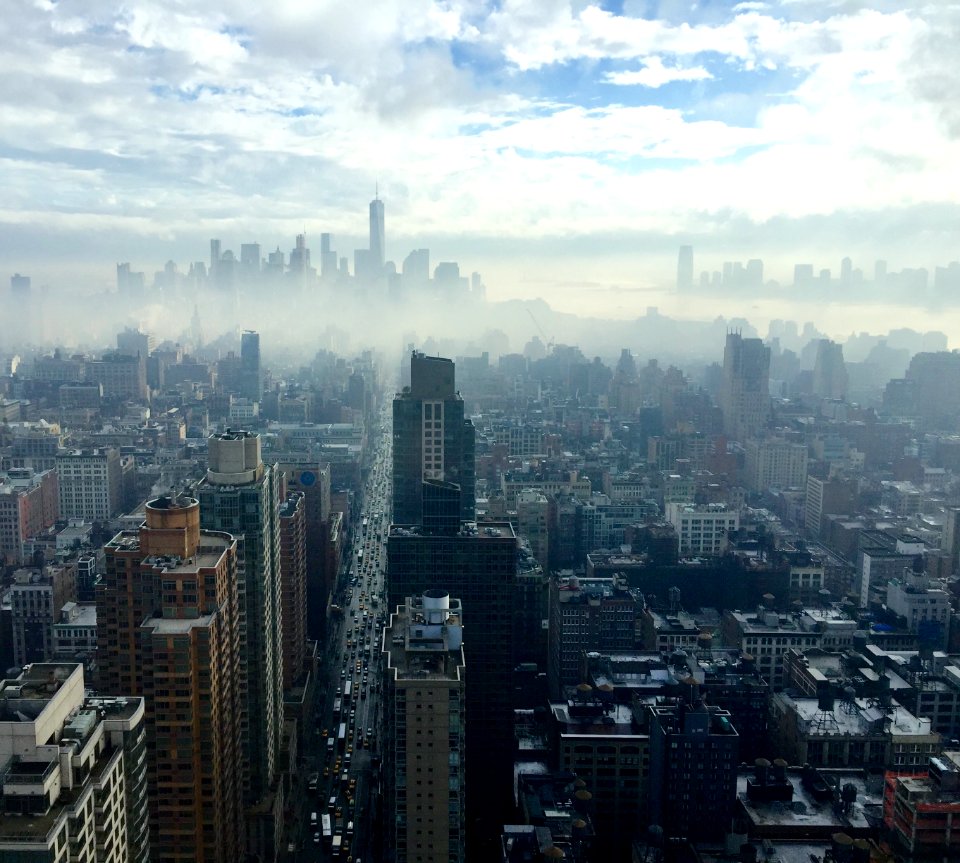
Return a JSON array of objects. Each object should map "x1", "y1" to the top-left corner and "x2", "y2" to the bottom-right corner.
[{"x1": 0, "y1": 757, "x2": 57, "y2": 788}]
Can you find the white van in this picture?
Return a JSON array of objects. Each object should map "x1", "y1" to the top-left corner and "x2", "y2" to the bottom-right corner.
[{"x1": 310, "y1": 811, "x2": 318, "y2": 827}]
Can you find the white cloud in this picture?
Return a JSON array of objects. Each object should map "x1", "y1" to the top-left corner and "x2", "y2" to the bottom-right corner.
[
  {"x1": 604, "y1": 57, "x2": 712, "y2": 87},
  {"x1": 0, "y1": 0, "x2": 959, "y2": 289}
]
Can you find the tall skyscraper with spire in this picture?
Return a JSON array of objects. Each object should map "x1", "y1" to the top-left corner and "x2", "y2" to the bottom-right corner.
[{"x1": 370, "y1": 193, "x2": 385, "y2": 270}]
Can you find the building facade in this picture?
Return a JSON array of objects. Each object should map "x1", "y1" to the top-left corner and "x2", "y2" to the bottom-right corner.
[
  {"x1": 56, "y1": 448, "x2": 123, "y2": 521},
  {"x1": 383, "y1": 591, "x2": 466, "y2": 863},
  {"x1": 393, "y1": 352, "x2": 476, "y2": 526},
  {"x1": 99, "y1": 496, "x2": 244, "y2": 863},
  {"x1": 0, "y1": 663, "x2": 149, "y2": 863},
  {"x1": 196, "y1": 431, "x2": 284, "y2": 859}
]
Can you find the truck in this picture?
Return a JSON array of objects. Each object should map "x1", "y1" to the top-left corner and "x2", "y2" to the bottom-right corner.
[
  {"x1": 338, "y1": 722, "x2": 347, "y2": 749},
  {"x1": 343, "y1": 681, "x2": 352, "y2": 701},
  {"x1": 332, "y1": 835, "x2": 343, "y2": 857},
  {"x1": 321, "y1": 813, "x2": 332, "y2": 843}
]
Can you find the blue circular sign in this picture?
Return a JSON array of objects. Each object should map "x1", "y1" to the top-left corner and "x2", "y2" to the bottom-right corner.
[{"x1": 299, "y1": 470, "x2": 316, "y2": 487}]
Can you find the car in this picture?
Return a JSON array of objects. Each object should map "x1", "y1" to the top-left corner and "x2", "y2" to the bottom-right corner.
[
  {"x1": 308, "y1": 773, "x2": 319, "y2": 791},
  {"x1": 313, "y1": 832, "x2": 321, "y2": 845},
  {"x1": 323, "y1": 766, "x2": 330, "y2": 777}
]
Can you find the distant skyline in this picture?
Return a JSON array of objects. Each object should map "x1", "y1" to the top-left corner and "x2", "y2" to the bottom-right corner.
[{"x1": 2, "y1": 2, "x2": 959, "y2": 323}]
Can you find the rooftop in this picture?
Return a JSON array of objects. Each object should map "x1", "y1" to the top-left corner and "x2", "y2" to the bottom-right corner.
[
  {"x1": 781, "y1": 694, "x2": 935, "y2": 738},
  {"x1": 389, "y1": 520, "x2": 516, "y2": 540},
  {"x1": 142, "y1": 613, "x2": 216, "y2": 634}
]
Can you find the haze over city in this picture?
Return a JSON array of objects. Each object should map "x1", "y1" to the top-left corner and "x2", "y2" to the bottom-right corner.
[
  {"x1": 3, "y1": 0, "x2": 960, "y2": 335},
  {"x1": 8, "y1": 4, "x2": 960, "y2": 863}
]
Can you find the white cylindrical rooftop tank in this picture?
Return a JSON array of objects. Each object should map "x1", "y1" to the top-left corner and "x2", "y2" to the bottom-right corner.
[{"x1": 422, "y1": 589, "x2": 450, "y2": 624}]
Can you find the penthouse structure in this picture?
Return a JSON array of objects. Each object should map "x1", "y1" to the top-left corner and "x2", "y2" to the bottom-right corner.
[
  {"x1": 382, "y1": 591, "x2": 466, "y2": 863},
  {"x1": 0, "y1": 663, "x2": 149, "y2": 863}
]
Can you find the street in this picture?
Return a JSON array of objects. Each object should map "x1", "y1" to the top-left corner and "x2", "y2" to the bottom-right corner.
[{"x1": 293, "y1": 402, "x2": 392, "y2": 862}]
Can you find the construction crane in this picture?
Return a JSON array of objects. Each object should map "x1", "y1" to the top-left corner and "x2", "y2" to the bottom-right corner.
[{"x1": 525, "y1": 307, "x2": 554, "y2": 353}]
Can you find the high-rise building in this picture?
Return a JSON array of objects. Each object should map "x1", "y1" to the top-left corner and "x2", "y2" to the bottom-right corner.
[
  {"x1": 812, "y1": 338, "x2": 848, "y2": 400},
  {"x1": 547, "y1": 574, "x2": 637, "y2": 698},
  {"x1": 320, "y1": 232, "x2": 337, "y2": 280},
  {"x1": 383, "y1": 591, "x2": 466, "y2": 863},
  {"x1": 0, "y1": 468, "x2": 59, "y2": 565},
  {"x1": 744, "y1": 438, "x2": 809, "y2": 492},
  {"x1": 271, "y1": 458, "x2": 331, "y2": 639},
  {"x1": 10, "y1": 562, "x2": 76, "y2": 665},
  {"x1": 56, "y1": 447, "x2": 123, "y2": 521},
  {"x1": 278, "y1": 491, "x2": 306, "y2": 690},
  {"x1": 719, "y1": 332, "x2": 770, "y2": 441},
  {"x1": 10, "y1": 273, "x2": 30, "y2": 293},
  {"x1": 942, "y1": 507, "x2": 960, "y2": 575},
  {"x1": 370, "y1": 195, "x2": 385, "y2": 269},
  {"x1": 210, "y1": 238, "x2": 221, "y2": 274},
  {"x1": 402, "y1": 248, "x2": 430, "y2": 291},
  {"x1": 676, "y1": 245, "x2": 693, "y2": 291},
  {"x1": 648, "y1": 700, "x2": 739, "y2": 841},
  {"x1": 117, "y1": 327, "x2": 154, "y2": 360},
  {"x1": 240, "y1": 242, "x2": 261, "y2": 279},
  {"x1": 87, "y1": 351, "x2": 149, "y2": 400},
  {"x1": 0, "y1": 663, "x2": 150, "y2": 863},
  {"x1": 387, "y1": 522, "x2": 517, "y2": 855},
  {"x1": 393, "y1": 352, "x2": 476, "y2": 526},
  {"x1": 197, "y1": 431, "x2": 284, "y2": 860},
  {"x1": 98, "y1": 495, "x2": 244, "y2": 863},
  {"x1": 239, "y1": 329, "x2": 263, "y2": 401}
]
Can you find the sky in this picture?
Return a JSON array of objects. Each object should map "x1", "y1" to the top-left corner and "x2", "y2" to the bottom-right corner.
[{"x1": 2, "y1": 1, "x2": 959, "y2": 324}]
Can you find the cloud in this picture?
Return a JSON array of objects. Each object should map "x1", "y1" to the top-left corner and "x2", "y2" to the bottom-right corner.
[
  {"x1": 0, "y1": 0, "x2": 958, "y2": 297},
  {"x1": 604, "y1": 57, "x2": 713, "y2": 87}
]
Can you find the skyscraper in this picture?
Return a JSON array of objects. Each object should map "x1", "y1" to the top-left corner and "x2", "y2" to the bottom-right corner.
[
  {"x1": 210, "y1": 238, "x2": 221, "y2": 275},
  {"x1": 239, "y1": 329, "x2": 262, "y2": 401},
  {"x1": 383, "y1": 591, "x2": 466, "y2": 863},
  {"x1": 0, "y1": 663, "x2": 151, "y2": 863},
  {"x1": 719, "y1": 332, "x2": 770, "y2": 441},
  {"x1": 370, "y1": 195, "x2": 385, "y2": 269},
  {"x1": 387, "y1": 522, "x2": 517, "y2": 857},
  {"x1": 99, "y1": 495, "x2": 244, "y2": 863},
  {"x1": 278, "y1": 491, "x2": 306, "y2": 690},
  {"x1": 812, "y1": 338, "x2": 849, "y2": 400},
  {"x1": 197, "y1": 431, "x2": 284, "y2": 861},
  {"x1": 676, "y1": 245, "x2": 693, "y2": 291},
  {"x1": 393, "y1": 351, "x2": 475, "y2": 526}
]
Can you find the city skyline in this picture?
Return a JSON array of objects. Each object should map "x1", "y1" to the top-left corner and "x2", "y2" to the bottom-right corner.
[{"x1": 2, "y1": 1, "x2": 959, "y2": 320}]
